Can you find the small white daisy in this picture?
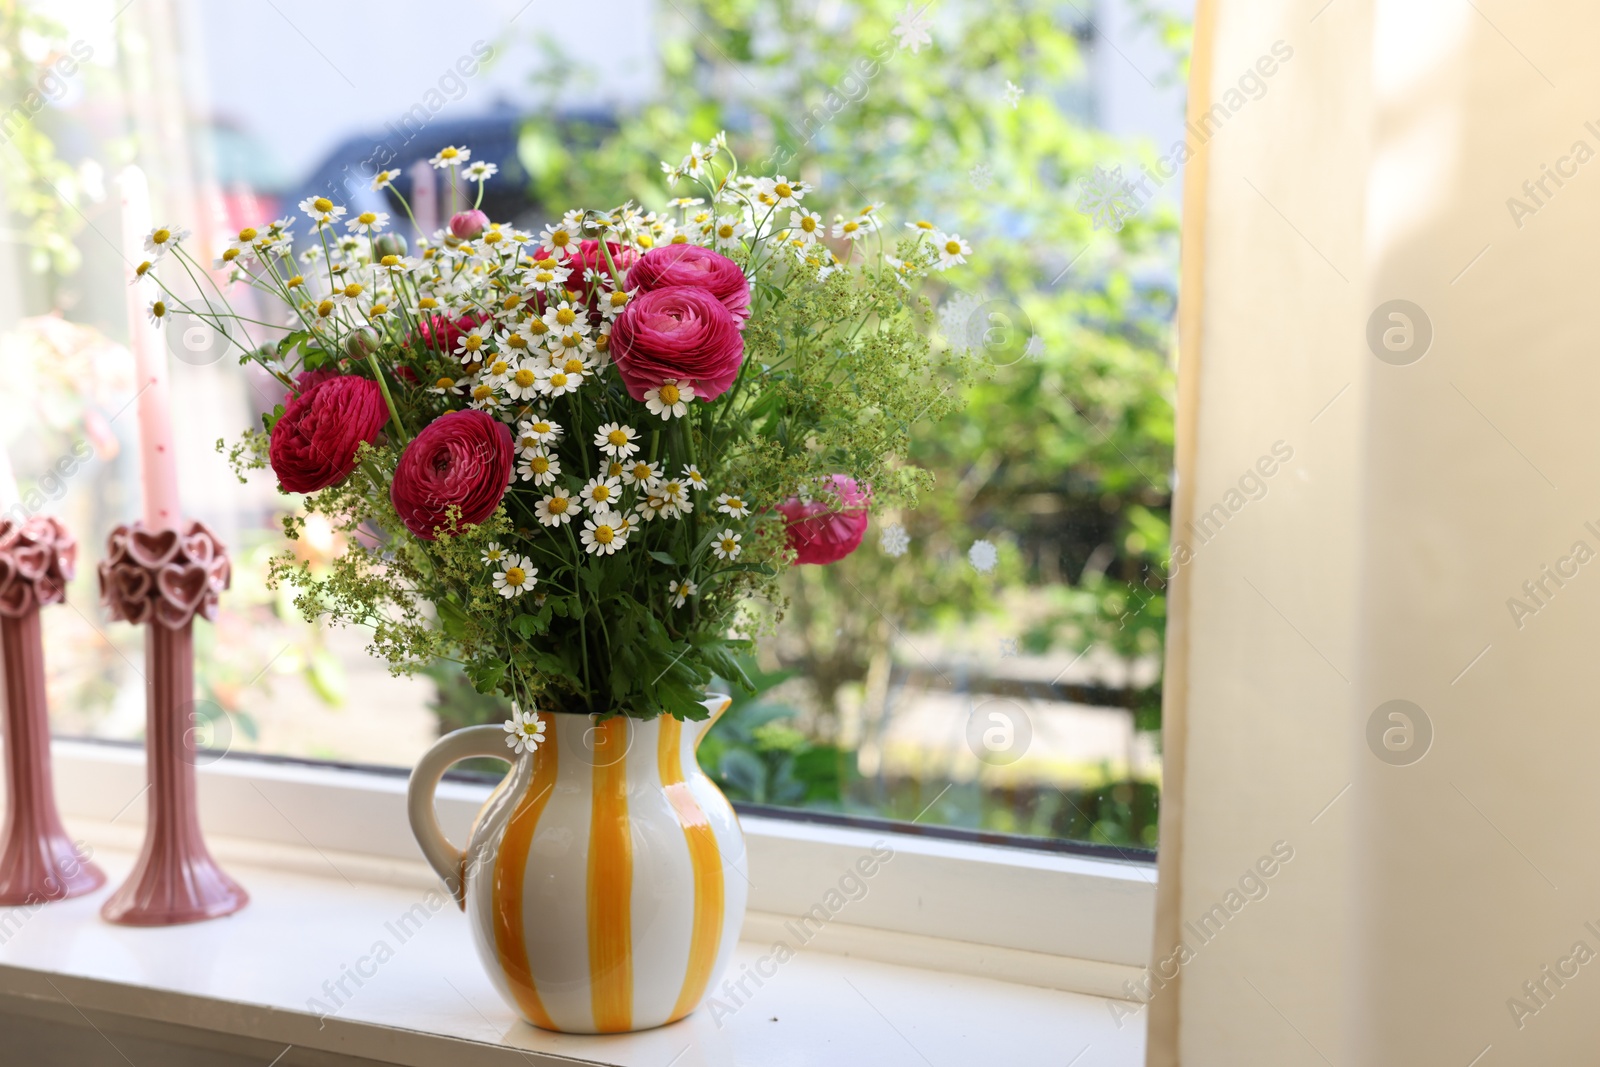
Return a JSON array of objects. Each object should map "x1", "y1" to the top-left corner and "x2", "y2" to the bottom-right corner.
[
  {"x1": 711, "y1": 529, "x2": 743, "y2": 561},
  {"x1": 712, "y1": 215, "x2": 752, "y2": 249},
  {"x1": 594, "y1": 422, "x2": 640, "y2": 458},
  {"x1": 644, "y1": 380, "x2": 695, "y2": 420},
  {"x1": 482, "y1": 541, "x2": 509, "y2": 566},
  {"x1": 346, "y1": 210, "x2": 389, "y2": 235},
  {"x1": 145, "y1": 299, "x2": 169, "y2": 327},
  {"x1": 143, "y1": 225, "x2": 191, "y2": 258},
  {"x1": 467, "y1": 381, "x2": 504, "y2": 410},
  {"x1": 455, "y1": 323, "x2": 494, "y2": 364},
  {"x1": 503, "y1": 710, "x2": 547, "y2": 755},
  {"x1": 503, "y1": 359, "x2": 543, "y2": 401},
  {"x1": 620, "y1": 459, "x2": 661, "y2": 487},
  {"x1": 762, "y1": 176, "x2": 809, "y2": 208},
  {"x1": 538, "y1": 223, "x2": 579, "y2": 261},
  {"x1": 715, "y1": 493, "x2": 751, "y2": 520},
  {"x1": 516, "y1": 418, "x2": 563, "y2": 451},
  {"x1": 580, "y1": 476, "x2": 622, "y2": 509},
  {"x1": 297, "y1": 196, "x2": 345, "y2": 228},
  {"x1": 370, "y1": 168, "x2": 401, "y2": 191},
  {"x1": 682, "y1": 464, "x2": 708, "y2": 491},
  {"x1": 535, "y1": 488, "x2": 580, "y2": 526},
  {"x1": 880, "y1": 523, "x2": 911, "y2": 558},
  {"x1": 518, "y1": 450, "x2": 560, "y2": 486},
  {"x1": 968, "y1": 539, "x2": 999, "y2": 574},
  {"x1": 429, "y1": 145, "x2": 471, "y2": 169},
  {"x1": 536, "y1": 366, "x2": 581, "y2": 397},
  {"x1": 464, "y1": 160, "x2": 498, "y2": 182},
  {"x1": 668, "y1": 578, "x2": 697, "y2": 608},
  {"x1": 935, "y1": 232, "x2": 973, "y2": 270},
  {"x1": 581, "y1": 509, "x2": 629, "y2": 555},
  {"x1": 789, "y1": 209, "x2": 824, "y2": 245},
  {"x1": 493, "y1": 555, "x2": 538, "y2": 598}
]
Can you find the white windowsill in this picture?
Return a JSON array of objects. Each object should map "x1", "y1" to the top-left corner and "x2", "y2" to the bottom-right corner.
[{"x1": 0, "y1": 838, "x2": 1148, "y2": 1067}]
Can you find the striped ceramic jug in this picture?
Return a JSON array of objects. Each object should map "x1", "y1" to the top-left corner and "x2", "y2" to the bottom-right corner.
[{"x1": 407, "y1": 696, "x2": 747, "y2": 1033}]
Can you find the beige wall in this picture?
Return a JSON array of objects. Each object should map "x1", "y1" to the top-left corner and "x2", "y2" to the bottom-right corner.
[{"x1": 1153, "y1": 0, "x2": 1600, "y2": 1062}]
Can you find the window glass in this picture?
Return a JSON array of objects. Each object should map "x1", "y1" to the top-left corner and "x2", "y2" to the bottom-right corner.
[{"x1": 4, "y1": 0, "x2": 1185, "y2": 850}]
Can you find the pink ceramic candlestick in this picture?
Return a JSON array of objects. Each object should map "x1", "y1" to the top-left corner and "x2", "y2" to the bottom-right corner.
[
  {"x1": 98, "y1": 520, "x2": 246, "y2": 925},
  {"x1": 119, "y1": 165, "x2": 181, "y2": 532},
  {"x1": 0, "y1": 517, "x2": 107, "y2": 905}
]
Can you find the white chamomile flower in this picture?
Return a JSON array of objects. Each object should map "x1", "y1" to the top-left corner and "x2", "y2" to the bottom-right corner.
[
  {"x1": 468, "y1": 381, "x2": 504, "y2": 410},
  {"x1": 298, "y1": 196, "x2": 345, "y2": 227},
  {"x1": 581, "y1": 509, "x2": 629, "y2": 555},
  {"x1": 538, "y1": 223, "x2": 579, "y2": 261},
  {"x1": 763, "y1": 176, "x2": 809, "y2": 208},
  {"x1": 880, "y1": 523, "x2": 910, "y2": 558},
  {"x1": 599, "y1": 287, "x2": 633, "y2": 320},
  {"x1": 503, "y1": 358, "x2": 543, "y2": 401},
  {"x1": 332, "y1": 280, "x2": 366, "y2": 306},
  {"x1": 145, "y1": 299, "x2": 169, "y2": 327},
  {"x1": 832, "y1": 215, "x2": 868, "y2": 241},
  {"x1": 430, "y1": 145, "x2": 471, "y2": 169},
  {"x1": 464, "y1": 160, "x2": 498, "y2": 182},
  {"x1": 503, "y1": 710, "x2": 547, "y2": 754},
  {"x1": 968, "y1": 539, "x2": 999, "y2": 574},
  {"x1": 715, "y1": 493, "x2": 751, "y2": 519},
  {"x1": 129, "y1": 259, "x2": 155, "y2": 285},
  {"x1": 370, "y1": 168, "x2": 401, "y2": 191},
  {"x1": 644, "y1": 379, "x2": 695, "y2": 420},
  {"x1": 518, "y1": 450, "x2": 560, "y2": 486},
  {"x1": 482, "y1": 541, "x2": 509, "y2": 566},
  {"x1": 668, "y1": 578, "x2": 697, "y2": 608},
  {"x1": 542, "y1": 299, "x2": 591, "y2": 336},
  {"x1": 516, "y1": 417, "x2": 563, "y2": 451},
  {"x1": 535, "y1": 488, "x2": 580, "y2": 526},
  {"x1": 481, "y1": 356, "x2": 516, "y2": 387},
  {"x1": 656, "y1": 478, "x2": 692, "y2": 516},
  {"x1": 789, "y1": 209, "x2": 824, "y2": 245},
  {"x1": 580, "y1": 475, "x2": 622, "y2": 509},
  {"x1": 935, "y1": 232, "x2": 973, "y2": 270},
  {"x1": 346, "y1": 210, "x2": 389, "y2": 234},
  {"x1": 594, "y1": 422, "x2": 640, "y2": 458},
  {"x1": 455, "y1": 322, "x2": 494, "y2": 364},
  {"x1": 636, "y1": 493, "x2": 668, "y2": 522},
  {"x1": 682, "y1": 464, "x2": 707, "y2": 491},
  {"x1": 495, "y1": 325, "x2": 536, "y2": 359},
  {"x1": 429, "y1": 374, "x2": 467, "y2": 396},
  {"x1": 711, "y1": 529, "x2": 743, "y2": 561},
  {"x1": 143, "y1": 225, "x2": 190, "y2": 258},
  {"x1": 493, "y1": 555, "x2": 538, "y2": 598},
  {"x1": 712, "y1": 214, "x2": 751, "y2": 249},
  {"x1": 620, "y1": 459, "x2": 661, "y2": 487},
  {"x1": 536, "y1": 365, "x2": 581, "y2": 397}
]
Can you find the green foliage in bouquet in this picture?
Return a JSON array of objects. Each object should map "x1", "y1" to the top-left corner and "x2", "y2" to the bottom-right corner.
[{"x1": 149, "y1": 138, "x2": 965, "y2": 720}]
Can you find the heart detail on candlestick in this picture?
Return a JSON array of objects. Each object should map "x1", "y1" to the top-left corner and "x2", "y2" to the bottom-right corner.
[
  {"x1": 110, "y1": 562, "x2": 153, "y2": 604},
  {"x1": 154, "y1": 598, "x2": 191, "y2": 629},
  {"x1": 0, "y1": 555, "x2": 14, "y2": 594},
  {"x1": 127, "y1": 528, "x2": 181, "y2": 569},
  {"x1": 106, "y1": 527, "x2": 131, "y2": 564},
  {"x1": 0, "y1": 577, "x2": 34, "y2": 618},
  {"x1": 206, "y1": 555, "x2": 231, "y2": 593},
  {"x1": 181, "y1": 526, "x2": 215, "y2": 566},
  {"x1": 156, "y1": 562, "x2": 209, "y2": 614},
  {"x1": 10, "y1": 542, "x2": 50, "y2": 581}
]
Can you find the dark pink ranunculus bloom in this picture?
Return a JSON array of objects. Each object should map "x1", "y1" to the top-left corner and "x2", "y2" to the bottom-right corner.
[
  {"x1": 778, "y1": 475, "x2": 871, "y2": 565},
  {"x1": 268, "y1": 376, "x2": 389, "y2": 494},
  {"x1": 390, "y1": 410, "x2": 514, "y2": 540},
  {"x1": 626, "y1": 244, "x2": 751, "y2": 327},
  {"x1": 610, "y1": 286, "x2": 746, "y2": 402}
]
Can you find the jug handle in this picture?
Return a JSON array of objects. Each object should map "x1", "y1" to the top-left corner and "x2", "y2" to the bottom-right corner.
[{"x1": 407, "y1": 724, "x2": 512, "y2": 906}]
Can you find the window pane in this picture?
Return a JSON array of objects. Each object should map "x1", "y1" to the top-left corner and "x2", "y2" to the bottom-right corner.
[{"x1": 5, "y1": 0, "x2": 1184, "y2": 851}]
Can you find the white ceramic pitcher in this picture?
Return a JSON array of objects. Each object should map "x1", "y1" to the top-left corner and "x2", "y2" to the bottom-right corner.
[{"x1": 407, "y1": 696, "x2": 747, "y2": 1033}]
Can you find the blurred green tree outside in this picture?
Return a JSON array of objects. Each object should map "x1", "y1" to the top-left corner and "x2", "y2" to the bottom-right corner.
[{"x1": 499, "y1": 0, "x2": 1181, "y2": 848}]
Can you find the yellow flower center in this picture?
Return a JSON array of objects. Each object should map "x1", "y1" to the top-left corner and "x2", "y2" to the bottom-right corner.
[
  {"x1": 718, "y1": 224, "x2": 735, "y2": 238},
  {"x1": 370, "y1": 303, "x2": 388, "y2": 316},
  {"x1": 343, "y1": 283, "x2": 364, "y2": 298},
  {"x1": 313, "y1": 198, "x2": 333, "y2": 213},
  {"x1": 287, "y1": 274, "x2": 305, "y2": 288},
  {"x1": 658, "y1": 384, "x2": 680, "y2": 405},
  {"x1": 549, "y1": 372, "x2": 568, "y2": 387},
  {"x1": 561, "y1": 333, "x2": 581, "y2": 349},
  {"x1": 439, "y1": 147, "x2": 459, "y2": 160},
  {"x1": 528, "y1": 319, "x2": 549, "y2": 334},
  {"x1": 462, "y1": 335, "x2": 484, "y2": 350},
  {"x1": 152, "y1": 228, "x2": 170, "y2": 244},
  {"x1": 506, "y1": 334, "x2": 527, "y2": 349},
  {"x1": 221, "y1": 248, "x2": 239, "y2": 262},
  {"x1": 238, "y1": 227, "x2": 257, "y2": 241},
  {"x1": 555, "y1": 307, "x2": 577, "y2": 326},
  {"x1": 533, "y1": 422, "x2": 551, "y2": 434},
  {"x1": 669, "y1": 235, "x2": 689, "y2": 244},
  {"x1": 606, "y1": 461, "x2": 623, "y2": 478},
  {"x1": 594, "y1": 526, "x2": 614, "y2": 544},
  {"x1": 484, "y1": 231, "x2": 503, "y2": 244},
  {"x1": 358, "y1": 212, "x2": 377, "y2": 225},
  {"x1": 915, "y1": 220, "x2": 935, "y2": 229},
  {"x1": 548, "y1": 496, "x2": 569, "y2": 513},
  {"x1": 800, "y1": 216, "x2": 817, "y2": 232},
  {"x1": 609, "y1": 291, "x2": 628, "y2": 307},
  {"x1": 637, "y1": 234, "x2": 654, "y2": 248},
  {"x1": 504, "y1": 566, "x2": 525, "y2": 586},
  {"x1": 316, "y1": 299, "x2": 335, "y2": 317},
  {"x1": 514, "y1": 369, "x2": 536, "y2": 387},
  {"x1": 607, "y1": 430, "x2": 628, "y2": 447},
  {"x1": 135, "y1": 261, "x2": 152, "y2": 276},
  {"x1": 721, "y1": 538, "x2": 736, "y2": 552},
  {"x1": 436, "y1": 377, "x2": 455, "y2": 389},
  {"x1": 842, "y1": 221, "x2": 859, "y2": 233},
  {"x1": 529, "y1": 456, "x2": 549, "y2": 473},
  {"x1": 537, "y1": 257, "x2": 558, "y2": 269},
  {"x1": 592, "y1": 485, "x2": 612, "y2": 502},
  {"x1": 490, "y1": 360, "x2": 510, "y2": 376},
  {"x1": 381, "y1": 254, "x2": 400, "y2": 267},
  {"x1": 774, "y1": 183, "x2": 793, "y2": 199},
  {"x1": 472, "y1": 384, "x2": 493, "y2": 400},
  {"x1": 945, "y1": 240, "x2": 962, "y2": 255},
  {"x1": 563, "y1": 357, "x2": 585, "y2": 374},
  {"x1": 549, "y1": 230, "x2": 571, "y2": 248},
  {"x1": 151, "y1": 300, "x2": 166, "y2": 317},
  {"x1": 727, "y1": 497, "x2": 743, "y2": 510},
  {"x1": 418, "y1": 297, "x2": 438, "y2": 309}
]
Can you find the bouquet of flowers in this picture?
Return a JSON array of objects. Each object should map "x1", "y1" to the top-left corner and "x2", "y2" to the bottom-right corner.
[{"x1": 141, "y1": 135, "x2": 965, "y2": 722}]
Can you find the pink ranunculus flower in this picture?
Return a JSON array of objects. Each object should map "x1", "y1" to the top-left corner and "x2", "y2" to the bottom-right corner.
[
  {"x1": 778, "y1": 475, "x2": 871, "y2": 565},
  {"x1": 390, "y1": 410, "x2": 514, "y2": 540},
  {"x1": 610, "y1": 286, "x2": 745, "y2": 402},
  {"x1": 268, "y1": 376, "x2": 390, "y2": 494},
  {"x1": 626, "y1": 244, "x2": 751, "y2": 327},
  {"x1": 450, "y1": 209, "x2": 490, "y2": 239}
]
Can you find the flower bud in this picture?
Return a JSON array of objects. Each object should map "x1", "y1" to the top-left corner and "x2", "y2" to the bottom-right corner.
[
  {"x1": 373, "y1": 232, "x2": 408, "y2": 258},
  {"x1": 344, "y1": 328, "x2": 380, "y2": 360},
  {"x1": 450, "y1": 210, "x2": 489, "y2": 240}
]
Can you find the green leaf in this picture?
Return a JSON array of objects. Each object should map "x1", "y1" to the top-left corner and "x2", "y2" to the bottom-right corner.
[{"x1": 648, "y1": 550, "x2": 679, "y2": 567}]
